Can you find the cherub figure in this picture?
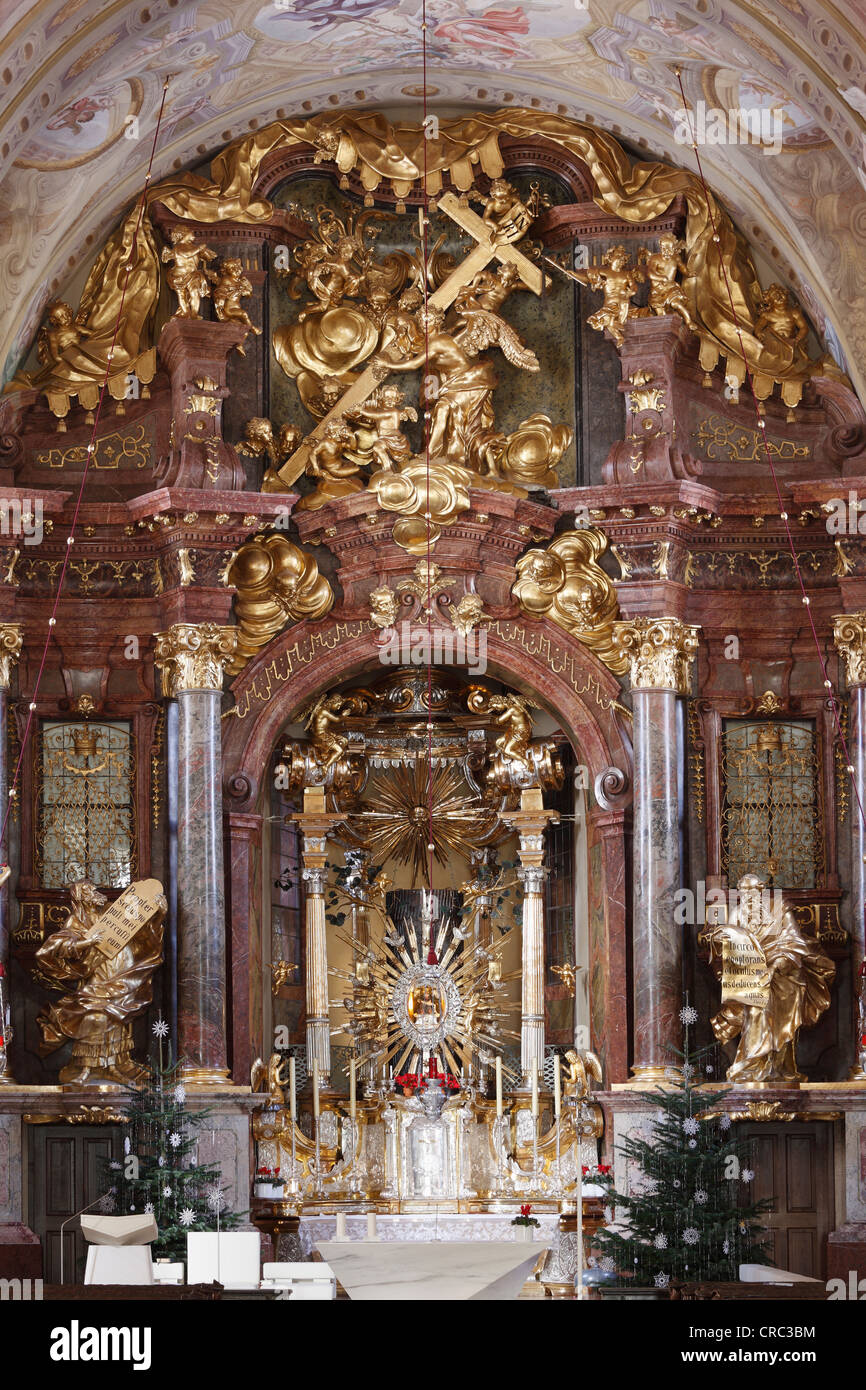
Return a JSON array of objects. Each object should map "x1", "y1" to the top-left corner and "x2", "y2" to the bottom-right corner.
[
  {"x1": 489, "y1": 692, "x2": 533, "y2": 765},
  {"x1": 380, "y1": 286, "x2": 424, "y2": 358},
  {"x1": 298, "y1": 419, "x2": 365, "y2": 509},
  {"x1": 637, "y1": 234, "x2": 696, "y2": 329},
  {"x1": 449, "y1": 592, "x2": 489, "y2": 635},
  {"x1": 754, "y1": 283, "x2": 809, "y2": 350},
  {"x1": 477, "y1": 178, "x2": 546, "y2": 245},
  {"x1": 455, "y1": 261, "x2": 521, "y2": 315},
  {"x1": 161, "y1": 228, "x2": 216, "y2": 319},
  {"x1": 210, "y1": 257, "x2": 262, "y2": 354},
  {"x1": 347, "y1": 384, "x2": 418, "y2": 471},
  {"x1": 37, "y1": 301, "x2": 84, "y2": 366},
  {"x1": 238, "y1": 417, "x2": 301, "y2": 492},
  {"x1": 305, "y1": 693, "x2": 349, "y2": 773},
  {"x1": 369, "y1": 584, "x2": 400, "y2": 629},
  {"x1": 304, "y1": 234, "x2": 364, "y2": 308},
  {"x1": 558, "y1": 245, "x2": 644, "y2": 349}
]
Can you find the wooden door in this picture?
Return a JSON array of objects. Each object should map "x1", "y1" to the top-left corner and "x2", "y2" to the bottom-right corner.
[
  {"x1": 27, "y1": 1125, "x2": 123, "y2": 1285},
  {"x1": 738, "y1": 1121, "x2": 834, "y2": 1279}
]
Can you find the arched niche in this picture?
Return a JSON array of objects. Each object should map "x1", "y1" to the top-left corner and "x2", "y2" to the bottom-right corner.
[{"x1": 221, "y1": 616, "x2": 633, "y2": 1087}]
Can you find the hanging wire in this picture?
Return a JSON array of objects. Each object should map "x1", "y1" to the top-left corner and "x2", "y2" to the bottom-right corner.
[{"x1": 0, "y1": 77, "x2": 173, "y2": 866}]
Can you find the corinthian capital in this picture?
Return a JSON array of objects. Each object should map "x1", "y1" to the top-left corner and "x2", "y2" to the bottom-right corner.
[
  {"x1": 612, "y1": 617, "x2": 700, "y2": 694},
  {"x1": 833, "y1": 612, "x2": 866, "y2": 686},
  {"x1": 154, "y1": 623, "x2": 238, "y2": 695},
  {"x1": 0, "y1": 624, "x2": 23, "y2": 690}
]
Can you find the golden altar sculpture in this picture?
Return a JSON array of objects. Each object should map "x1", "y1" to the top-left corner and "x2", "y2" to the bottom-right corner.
[
  {"x1": 704, "y1": 874, "x2": 835, "y2": 1085},
  {"x1": 35, "y1": 880, "x2": 166, "y2": 1085}
]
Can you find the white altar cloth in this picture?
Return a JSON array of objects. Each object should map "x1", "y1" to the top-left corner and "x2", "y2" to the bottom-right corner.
[
  {"x1": 299, "y1": 1211, "x2": 558, "y2": 1258},
  {"x1": 317, "y1": 1240, "x2": 545, "y2": 1301}
]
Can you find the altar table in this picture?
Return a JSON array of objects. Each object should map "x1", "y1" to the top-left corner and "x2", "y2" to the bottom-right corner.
[
  {"x1": 316, "y1": 1240, "x2": 546, "y2": 1301},
  {"x1": 299, "y1": 1211, "x2": 559, "y2": 1257}
]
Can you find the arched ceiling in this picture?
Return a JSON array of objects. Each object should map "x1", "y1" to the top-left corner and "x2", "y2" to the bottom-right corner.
[{"x1": 1, "y1": 0, "x2": 865, "y2": 396}]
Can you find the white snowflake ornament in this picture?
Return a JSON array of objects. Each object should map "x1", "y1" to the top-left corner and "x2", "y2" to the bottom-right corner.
[
  {"x1": 144, "y1": 1203, "x2": 154, "y2": 1215},
  {"x1": 179, "y1": 1208, "x2": 196, "y2": 1227},
  {"x1": 683, "y1": 1227, "x2": 700, "y2": 1246},
  {"x1": 653, "y1": 1233, "x2": 668, "y2": 1249},
  {"x1": 173, "y1": 1084, "x2": 186, "y2": 1104},
  {"x1": 162, "y1": 1185, "x2": 172, "y2": 1198},
  {"x1": 679, "y1": 1004, "x2": 698, "y2": 1026},
  {"x1": 152, "y1": 1019, "x2": 169, "y2": 1039},
  {"x1": 654, "y1": 1272, "x2": 670, "y2": 1288},
  {"x1": 123, "y1": 1136, "x2": 131, "y2": 1156},
  {"x1": 600, "y1": 1256, "x2": 616, "y2": 1273},
  {"x1": 741, "y1": 1169, "x2": 754, "y2": 1184},
  {"x1": 169, "y1": 1132, "x2": 182, "y2": 1148},
  {"x1": 694, "y1": 1189, "x2": 708, "y2": 1205},
  {"x1": 719, "y1": 1114, "x2": 731, "y2": 1131},
  {"x1": 683, "y1": 1117, "x2": 699, "y2": 1136}
]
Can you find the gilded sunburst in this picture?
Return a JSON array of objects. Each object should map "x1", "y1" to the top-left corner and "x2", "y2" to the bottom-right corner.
[{"x1": 353, "y1": 760, "x2": 498, "y2": 884}]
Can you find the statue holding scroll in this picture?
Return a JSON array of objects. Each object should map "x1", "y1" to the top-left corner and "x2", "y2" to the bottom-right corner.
[
  {"x1": 704, "y1": 873, "x2": 834, "y2": 1084},
  {"x1": 35, "y1": 880, "x2": 166, "y2": 1085}
]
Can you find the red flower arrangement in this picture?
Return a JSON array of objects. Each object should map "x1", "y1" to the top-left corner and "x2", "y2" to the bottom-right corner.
[
  {"x1": 512, "y1": 1202, "x2": 540, "y2": 1229},
  {"x1": 394, "y1": 1071, "x2": 462, "y2": 1092}
]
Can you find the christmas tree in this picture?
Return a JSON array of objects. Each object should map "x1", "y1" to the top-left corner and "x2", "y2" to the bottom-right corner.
[
  {"x1": 594, "y1": 1005, "x2": 772, "y2": 1289},
  {"x1": 103, "y1": 1022, "x2": 242, "y2": 1261}
]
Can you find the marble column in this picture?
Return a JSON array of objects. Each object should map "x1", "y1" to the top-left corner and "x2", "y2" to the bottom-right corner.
[
  {"x1": 832, "y1": 612, "x2": 866, "y2": 1080},
  {"x1": 504, "y1": 789, "x2": 559, "y2": 1086},
  {"x1": 613, "y1": 616, "x2": 700, "y2": 1082},
  {"x1": 0, "y1": 625, "x2": 22, "y2": 1083},
  {"x1": 292, "y1": 788, "x2": 344, "y2": 1093},
  {"x1": 155, "y1": 622, "x2": 237, "y2": 1083}
]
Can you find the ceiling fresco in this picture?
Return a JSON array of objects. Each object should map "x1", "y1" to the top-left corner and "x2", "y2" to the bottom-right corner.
[{"x1": 0, "y1": 0, "x2": 864, "y2": 395}]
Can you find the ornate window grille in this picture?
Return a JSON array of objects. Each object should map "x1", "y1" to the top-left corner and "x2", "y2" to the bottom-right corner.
[
  {"x1": 720, "y1": 719, "x2": 823, "y2": 890},
  {"x1": 35, "y1": 721, "x2": 136, "y2": 889}
]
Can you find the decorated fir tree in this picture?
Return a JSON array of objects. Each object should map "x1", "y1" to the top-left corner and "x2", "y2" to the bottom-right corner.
[
  {"x1": 594, "y1": 1005, "x2": 772, "y2": 1290},
  {"x1": 103, "y1": 1022, "x2": 241, "y2": 1261}
]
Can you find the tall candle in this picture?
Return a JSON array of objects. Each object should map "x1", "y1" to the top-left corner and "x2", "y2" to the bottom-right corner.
[
  {"x1": 335, "y1": 1212, "x2": 347, "y2": 1240},
  {"x1": 349, "y1": 1058, "x2": 356, "y2": 1122},
  {"x1": 366, "y1": 1212, "x2": 378, "y2": 1241},
  {"x1": 289, "y1": 1056, "x2": 296, "y2": 1121},
  {"x1": 553, "y1": 1054, "x2": 561, "y2": 1118},
  {"x1": 312, "y1": 1059, "x2": 320, "y2": 1119},
  {"x1": 495, "y1": 1057, "x2": 503, "y2": 1118},
  {"x1": 531, "y1": 1060, "x2": 539, "y2": 1118}
]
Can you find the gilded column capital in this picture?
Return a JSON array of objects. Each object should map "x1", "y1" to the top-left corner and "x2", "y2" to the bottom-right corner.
[
  {"x1": 612, "y1": 617, "x2": 700, "y2": 694},
  {"x1": 833, "y1": 612, "x2": 866, "y2": 686},
  {"x1": 154, "y1": 623, "x2": 238, "y2": 695},
  {"x1": 0, "y1": 624, "x2": 23, "y2": 690}
]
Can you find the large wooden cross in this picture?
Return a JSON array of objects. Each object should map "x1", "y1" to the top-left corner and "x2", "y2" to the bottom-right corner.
[{"x1": 275, "y1": 191, "x2": 549, "y2": 487}]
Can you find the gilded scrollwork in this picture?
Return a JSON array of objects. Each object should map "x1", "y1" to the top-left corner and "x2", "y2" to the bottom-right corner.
[
  {"x1": 833, "y1": 611, "x2": 866, "y2": 686},
  {"x1": 225, "y1": 535, "x2": 334, "y2": 671},
  {"x1": 511, "y1": 529, "x2": 628, "y2": 676}
]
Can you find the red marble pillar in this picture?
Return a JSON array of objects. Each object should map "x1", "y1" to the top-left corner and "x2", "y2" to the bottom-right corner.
[
  {"x1": 226, "y1": 810, "x2": 263, "y2": 1086},
  {"x1": 833, "y1": 612, "x2": 866, "y2": 1080},
  {"x1": 0, "y1": 625, "x2": 22, "y2": 1084}
]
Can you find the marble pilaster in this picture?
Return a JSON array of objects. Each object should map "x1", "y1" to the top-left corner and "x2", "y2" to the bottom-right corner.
[
  {"x1": 832, "y1": 612, "x2": 866, "y2": 1079},
  {"x1": 155, "y1": 623, "x2": 237, "y2": 1083},
  {"x1": 613, "y1": 617, "x2": 700, "y2": 1081},
  {"x1": 0, "y1": 624, "x2": 22, "y2": 1084}
]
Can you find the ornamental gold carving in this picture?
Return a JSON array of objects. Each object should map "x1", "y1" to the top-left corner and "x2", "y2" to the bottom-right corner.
[
  {"x1": 154, "y1": 622, "x2": 238, "y2": 694},
  {"x1": 0, "y1": 623, "x2": 23, "y2": 689},
  {"x1": 512, "y1": 529, "x2": 628, "y2": 676},
  {"x1": 226, "y1": 535, "x2": 334, "y2": 671},
  {"x1": 833, "y1": 612, "x2": 866, "y2": 686},
  {"x1": 612, "y1": 616, "x2": 700, "y2": 693},
  {"x1": 10, "y1": 110, "x2": 825, "y2": 420}
]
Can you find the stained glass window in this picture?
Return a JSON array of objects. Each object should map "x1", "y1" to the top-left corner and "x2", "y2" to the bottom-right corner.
[
  {"x1": 36, "y1": 721, "x2": 135, "y2": 889},
  {"x1": 720, "y1": 719, "x2": 823, "y2": 890}
]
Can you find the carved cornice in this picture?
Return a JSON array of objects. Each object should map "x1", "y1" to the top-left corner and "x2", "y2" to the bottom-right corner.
[
  {"x1": 0, "y1": 623, "x2": 23, "y2": 689},
  {"x1": 833, "y1": 611, "x2": 866, "y2": 687},
  {"x1": 154, "y1": 622, "x2": 237, "y2": 695},
  {"x1": 612, "y1": 616, "x2": 700, "y2": 694}
]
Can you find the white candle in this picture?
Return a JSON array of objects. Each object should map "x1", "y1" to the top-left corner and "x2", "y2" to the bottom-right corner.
[
  {"x1": 349, "y1": 1058, "x2": 356, "y2": 1122},
  {"x1": 531, "y1": 1060, "x2": 539, "y2": 1118},
  {"x1": 553, "y1": 1054, "x2": 561, "y2": 1118},
  {"x1": 366, "y1": 1212, "x2": 378, "y2": 1241},
  {"x1": 335, "y1": 1212, "x2": 347, "y2": 1240},
  {"x1": 312, "y1": 1059, "x2": 320, "y2": 1119},
  {"x1": 495, "y1": 1057, "x2": 503, "y2": 1118},
  {"x1": 289, "y1": 1056, "x2": 296, "y2": 1121}
]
